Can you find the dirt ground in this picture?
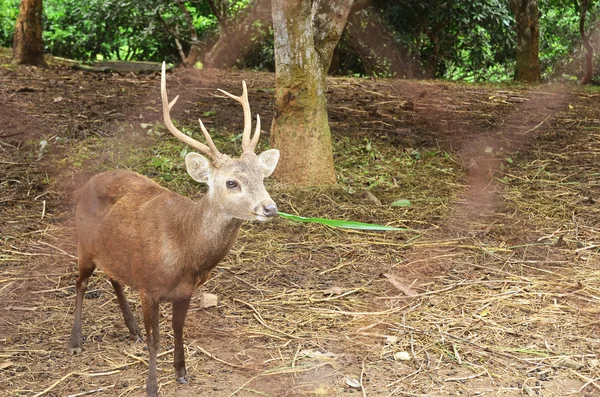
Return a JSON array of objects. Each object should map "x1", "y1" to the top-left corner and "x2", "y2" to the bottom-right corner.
[{"x1": 1, "y1": 49, "x2": 599, "y2": 397}]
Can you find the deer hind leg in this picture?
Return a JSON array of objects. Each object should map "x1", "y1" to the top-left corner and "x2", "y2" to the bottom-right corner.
[
  {"x1": 141, "y1": 294, "x2": 160, "y2": 397},
  {"x1": 110, "y1": 279, "x2": 142, "y2": 341},
  {"x1": 172, "y1": 298, "x2": 191, "y2": 384},
  {"x1": 69, "y1": 249, "x2": 96, "y2": 354}
]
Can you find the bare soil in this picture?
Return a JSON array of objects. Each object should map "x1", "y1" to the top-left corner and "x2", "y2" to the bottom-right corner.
[{"x1": 1, "y1": 49, "x2": 599, "y2": 397}]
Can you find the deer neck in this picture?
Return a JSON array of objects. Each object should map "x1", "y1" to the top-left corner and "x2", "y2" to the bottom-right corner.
[
  {"x1": 175, "y1": 194, "x2": 244, "y2": 270},
  {"x1": 196, "y1": 195, "x2": 243, "y2": 240}
]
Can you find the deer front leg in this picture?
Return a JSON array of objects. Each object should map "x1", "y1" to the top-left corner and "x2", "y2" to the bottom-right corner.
[
  {"x1": 141, "y1": 294, "x2": 160, "y2": 397},
  {"x1": 172, "y1": 298, "x2": 191, "y2": 384},
  {"x1": 110, "y1": 279, "x2": 143, "y2": 341}
]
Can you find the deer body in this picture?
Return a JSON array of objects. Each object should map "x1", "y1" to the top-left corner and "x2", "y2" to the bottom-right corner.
[
  {"x1": 75, "y1": 170, "x2": 242, "y2": 298},
  {"x1": 70, "y1": 63, "x2": 279, "y2": 397}
]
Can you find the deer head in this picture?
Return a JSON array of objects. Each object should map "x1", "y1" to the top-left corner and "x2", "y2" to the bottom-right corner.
[{"x1": 160, "y1": 62, "x2": 279, "y2": 221}]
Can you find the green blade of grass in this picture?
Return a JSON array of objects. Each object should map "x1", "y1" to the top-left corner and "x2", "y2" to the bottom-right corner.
[{"x1": 278, "y1": 212, "x2": 408, "y2": 231}]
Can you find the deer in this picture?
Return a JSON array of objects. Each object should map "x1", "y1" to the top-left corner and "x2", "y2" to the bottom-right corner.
[{"x1": 69, "y1": 62, "x2": 280, "y2": 397}]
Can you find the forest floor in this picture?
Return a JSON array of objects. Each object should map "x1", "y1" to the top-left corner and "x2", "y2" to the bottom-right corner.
[{"x1": 1, "y1": 48, "x2": 599, "y2": 397}]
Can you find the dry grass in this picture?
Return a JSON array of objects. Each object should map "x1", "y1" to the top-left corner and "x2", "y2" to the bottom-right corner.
[{"x1": 1, "y1": 56, "x2": 599, "y2": 396}]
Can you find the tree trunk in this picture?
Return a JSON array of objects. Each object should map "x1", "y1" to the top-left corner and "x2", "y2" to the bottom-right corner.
[
  {"x1": 184, "y1": 44, "x2": 201, "y2": 68},
  {"x1": 510, "y1": 0, "x2": 540, "y2": 83},
  {"x1": 205, "y1": 0, "x2": 272, "y2": 69},
  {"x1": 270, "y1": 0, "x2": 353, "y2": 186},
  {"x1": 12, "y1": 0, "x2": 46, "y2": 66},
  {"x1": 578, "y1": 0, "x2": 594, "y2": 85}
]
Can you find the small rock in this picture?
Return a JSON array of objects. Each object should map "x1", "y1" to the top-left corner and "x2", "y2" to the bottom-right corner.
[
  {"x1": 555, "y1": 357, "x2": 583, "y2": 370},
  {"x1": 345, "y1": 378, "x2": 361, "y2": 389},
  {"x1": 323, "y1": 286, "x2": 343, "y2": 296},
  {"x1": 200, "y1": 293, "x2": 218, "y2": 308},
  {"x1": 385, "y1": 335, "x2": 399, "y2": 345},
  {"x1": 0, "y1": 362, "x2": 13, "y2": 370},
  {"x1": 394, "y1": 351, "x2": 411, "y2": 361}
]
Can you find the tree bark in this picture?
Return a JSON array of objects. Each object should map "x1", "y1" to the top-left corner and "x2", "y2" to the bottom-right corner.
[
  {"x1": 270, "y1": 0, "x2": 353, "y2": 186},
  {"x1": 510, "y1": 0, "x2": 540, "y2": 83},
  {"x1": 204, "y1": 0, "x2": 272, "y2": 69},
  {"x1": 12, "y1": 0, "x2": 46, "y2": 66},
  {"x1": 578, "y1": 0, "x2": 595, "y2": 85}
]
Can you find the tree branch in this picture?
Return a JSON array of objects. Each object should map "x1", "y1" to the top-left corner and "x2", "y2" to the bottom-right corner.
[
  {"x1": 205, "y1": 0, "x2": 226, "y2": 29},
  {"x1": 156, "y1": 10, "x2": 188, "y2": 43},
  {"x1": 579, "y1": 0, "x2": 588, "y2": 40},
  {"x1": 312, "y1": 0, "x2": 354, "y2": 70},
  {"x1": 176, "y1": 0, "x2": 199, "y2": 43}
]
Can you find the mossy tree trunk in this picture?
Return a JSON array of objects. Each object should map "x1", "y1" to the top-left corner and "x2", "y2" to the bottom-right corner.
[
  {"x1": 12, "y1": 0, "x2": 46, "y2": 66},
  {"x1": 270, "y1": 0, "x2": 353, "y2": 186},
  {"x1": 510, "y1": 0, "x2": 540, "y2": 83}
]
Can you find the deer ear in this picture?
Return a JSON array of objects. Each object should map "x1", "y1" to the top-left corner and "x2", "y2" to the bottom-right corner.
[
  {"x1": 185, "y1": 152, "x2": 211, "y2": 183},
  {"x1": 257, "y1": 149, "x2": 279, "y2": 177}
]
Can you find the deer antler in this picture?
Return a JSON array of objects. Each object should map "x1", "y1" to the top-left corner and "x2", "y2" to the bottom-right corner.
[
  {"x1": 160, "y1": 62, "x2": 222, "y2": 161},
  {"x1": 218, "y1": 81, "x2": 261, "y2": 154}
]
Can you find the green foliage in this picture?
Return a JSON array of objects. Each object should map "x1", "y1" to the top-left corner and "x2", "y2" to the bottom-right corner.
[
  {"x1": 369, "y1": 0, "x2": 515, "y2": 81},
  {"x1": 1, "y1": 0, "x2": 599, "y2": 82},
  {"x1": 0, "y1": 0, "x2": 19, "y2": 48},
  {"x1": 0, "y1": 0, "x2": 251, "y2": 62},
  {"x1": 538, "y1": 0, "x2": 600, "y2": 80},
  {"x1": 41, "y1": 0, "x2": 182, "y2": 62},
  {"x1": 539, "y1": 3, "x2": 579, "y2": 78},
  {"x1": 341, "y1": 0, "x2": 599, "y2": 82}
]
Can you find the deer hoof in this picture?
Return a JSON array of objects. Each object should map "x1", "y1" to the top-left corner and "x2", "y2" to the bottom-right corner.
[
  {"x1": 70, "y1": 347, "x2": 82, "y2": 355},
  {"x1": 144, "y1": 384, "x2": 158, "y2": 397},
  {"x1": 176, "y1": 376, "x2": 188, "y2": 384}
]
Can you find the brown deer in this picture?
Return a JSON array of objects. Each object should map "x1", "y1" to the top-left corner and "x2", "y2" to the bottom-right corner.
[{"x1": 69, "y1": 62, "x2": 279, "y2": 396}]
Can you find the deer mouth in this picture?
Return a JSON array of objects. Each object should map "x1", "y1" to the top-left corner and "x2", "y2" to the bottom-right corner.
[{"x1": 252, "y1": 212, "x2": 278, "y2": 222}]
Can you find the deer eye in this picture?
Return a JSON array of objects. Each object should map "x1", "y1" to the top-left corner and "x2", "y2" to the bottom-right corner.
[{"x1": 226, "y1": 181, "x2": 238, "y2": 189}]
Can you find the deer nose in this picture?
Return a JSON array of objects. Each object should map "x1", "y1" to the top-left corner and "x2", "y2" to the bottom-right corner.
[{"x1": 262, "y1": 203, "x2": 278, "y2": 218}]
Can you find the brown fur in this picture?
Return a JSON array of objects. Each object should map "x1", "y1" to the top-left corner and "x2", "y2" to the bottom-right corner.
[
  {"x1": 75, "y1": 170, "x2": 242, "y2": 298},
  {"x1": 70, "y1": 158, "x2": 277, "y2": 396},
  {"x1": 70, "y1": 68, "x2": 279, "y2": 397}
]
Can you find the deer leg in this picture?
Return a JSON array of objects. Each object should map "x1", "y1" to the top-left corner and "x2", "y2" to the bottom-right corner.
[
  {"x1": 69, "y1": 251, "x2": 95, "y2": 355},
  {"x1": 172, "y1": 298, "x2": 191, "y2": 384},
  {"x1": 110, "y1": 279, "x2": 142, "y2": 341},
  {"x1": 141, "y1": 294, "x2": 160, "y2": 397}
]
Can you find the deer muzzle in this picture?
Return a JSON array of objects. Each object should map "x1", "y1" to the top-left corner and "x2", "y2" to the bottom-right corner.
[{"x1": 256, "y1": 201, "x2": 278, "y2": 220}]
